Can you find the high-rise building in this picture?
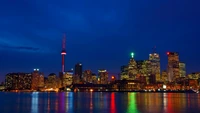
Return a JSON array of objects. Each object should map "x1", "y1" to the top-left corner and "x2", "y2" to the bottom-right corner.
[
  {"x1": 83, "y1": 70, "x2": 92, "y2": 83},
  {"x1": 75, "y1": 63, "x2": 82, "y2": 79},
  {"x1": 5, "y1": 73, "x2": 32, "y2": 90},
  {"x1": 31, "y1": 69, "x2": 41, "y2": 90},
  {"x1": 167, "y1": 52, "x2": 179, "y2": 81},
  {"x1": 161, "y1": 70, "x2": 168, "y2": 83},
  {"x1": 60, "y1": 70, "x2": 73, "y2": 87},
  {"x1": 188, "y1": 73, "x2": 199, "y2": 79},
  {"x1": 120, "y1": 65, "x2": 129, "y2": 80},
  {"x1": 98, "y1": 69, "x2": 108, "y2": 84},
  {"x1": 149, "y1": 53, "x2": 160, "y2": 82},
  {"x1": 38, "y1": 73, "x2": 44, "y2": 88},
  {"x1": 128, "y1": 52, "x2": 138, "y2": 80},
  {"x1": 137, "y1": 60, "x2": 150, "y2": 76},
  {"x1": 92, "y1": 73, "x2": 97, "y2": 84},
  {"x1": 47, "y1": 73, "x2": 57, "y2": 88},
  {"x1": 179, "y1": 62, "x2": 186, "y2": 77}
]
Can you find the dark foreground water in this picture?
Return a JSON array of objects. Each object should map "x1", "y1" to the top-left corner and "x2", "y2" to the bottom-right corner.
[{"x1": 0, "y1": 92, "x2": 200, "y2": 113}]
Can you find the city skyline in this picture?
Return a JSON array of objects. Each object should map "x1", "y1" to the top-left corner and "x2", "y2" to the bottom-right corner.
[
  {"x1": 0, "y1": 0, "x2": 200, "y2": 81},
  {"x1": 0, "y1": 50, "x2": 193, "y2": 80}
]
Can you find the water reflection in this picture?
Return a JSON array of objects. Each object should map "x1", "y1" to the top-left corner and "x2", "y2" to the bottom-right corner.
[
  {"x1": 65, "y1": 92, "x2": 73, "y2": 113},
  {"x1": 31, "y1": 92, "x2": 39, "y2": 113},
  {"x1": 90, "y1": 92, "x2": 93, "y2": 112},
  {"x1": 127, "y1": 93, "x2": 138, "y2": 113},
  {"x1": 0, "y1": 92, "x2": 200, "y2": 113},
  {"x1": 110, "y1": 93, "x2": 116, "y2": 113}
]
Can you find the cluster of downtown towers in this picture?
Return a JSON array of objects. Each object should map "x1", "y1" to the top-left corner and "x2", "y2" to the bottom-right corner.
[{"x1": 120, "y1": 52, "x2": 185, "y2": 83}]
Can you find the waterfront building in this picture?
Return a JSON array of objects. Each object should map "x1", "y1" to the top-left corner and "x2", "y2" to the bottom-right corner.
[
  {"x1": 92, "y1": 73, "x2": 97, "y2": 84},
  {"x1": 98, "y1": 69, "x2": 108, "y2": 84},
  {"x1": 5, "y1": 73, "x2": 32, "y2": 90},
  {"x1": 83, "y1": 70, "x2": 93, "y2": 83},
  {"x1": 46, "y1": 73, "x2": 57, "y2": 89},
  {"x1": 31, "y1": 69, "x2": 42, "y2": 90},
  {"x1": 149, "y1": 52, "x2": 161, "y2": 82},
  {"x1": 179, "y1": 62, "x2": 186, "y2": 77},
  {"x1": 59, "y1": 70, "x2": 73, "y2": 87},
  {"x1": 128, "y1": 52, "x2": 138, "y2": 80},
  {"x1": 73, "y1": 74, "x2": 81, "y2": 84},
  {"x1": 38, "y1": 73, "x2": 44, "y2": 88},
  {"x1": 75, "y1": 63, "x2": 82, "y2": 79},
  {"x1": 63, "y1": 71, "x2": 73, "y2": 86},
  {"x1": 167, "y1": 52, "x2": 180, "y2": 82}
]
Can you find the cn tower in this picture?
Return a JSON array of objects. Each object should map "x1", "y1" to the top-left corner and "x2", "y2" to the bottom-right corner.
[{"x1": 61, "y1": 34, "x2": 66, "y2": 72}]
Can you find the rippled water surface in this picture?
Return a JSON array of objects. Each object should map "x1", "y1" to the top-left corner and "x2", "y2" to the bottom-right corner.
[{"x1": 0, "y1": 92, "x2": 200, "y2": 113}]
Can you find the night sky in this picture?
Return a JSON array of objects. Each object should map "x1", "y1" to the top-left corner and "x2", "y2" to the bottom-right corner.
[{"x1": 0, "y1": 0, "x2": 200, "y2": 81}]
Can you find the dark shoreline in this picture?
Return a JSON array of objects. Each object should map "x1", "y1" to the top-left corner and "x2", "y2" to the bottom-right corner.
[{"x1": 1, "y1": 90, "x2": 199, "y2": 93}]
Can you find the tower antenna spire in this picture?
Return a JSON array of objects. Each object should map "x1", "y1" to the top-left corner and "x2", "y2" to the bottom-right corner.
[{"x1": 62, "y1": 33, "x2": 66, "y2": 50}]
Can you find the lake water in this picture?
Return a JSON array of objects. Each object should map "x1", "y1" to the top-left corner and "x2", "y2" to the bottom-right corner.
[{"x1": 0, "y1": 92, "x2": 200, "y2": 113}]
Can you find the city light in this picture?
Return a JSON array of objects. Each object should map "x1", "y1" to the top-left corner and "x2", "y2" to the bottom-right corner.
[
  {"x1": 167, "y1": 52, "x2": 170, "y2": 55},
  {"x1": 131, "y1": 52, "x2": 134, "y2": 58}
]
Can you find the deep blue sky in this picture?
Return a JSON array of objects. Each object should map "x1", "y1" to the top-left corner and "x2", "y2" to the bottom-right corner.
[{"x1": 0, "y1": 0, "x2": 200, "y2": 80}]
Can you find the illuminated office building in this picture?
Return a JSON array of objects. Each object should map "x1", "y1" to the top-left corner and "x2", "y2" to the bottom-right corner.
[
  {"x1": 5, "y1": 73, "x2": 32, "y2": 90},
  {"x1": 188, "y1": 73, "x2": 199, "y2": 79},
  {"x1": 137, "y1": 60, "x2": 151, "y2": 76},
  {"x1": 149, "y1": 53, "x2": 160, "y2": 82},
  {"x1": 31, "y1": 69, "x2": 42, "y2": 90},
  {"x1": 83, "y1": 70, "x2": 92, "y2": 83},
  {"x1": 120, "y1": 65, "x2": 129, "y2": 80},
  {"x1": 98, "y1": 69, "x2": 108, "y2": 84},
  {"x1": 167, "y1": 52, "x2": 179, "y2": 81},
  {"x1": 92, "y1": 73, "x2": 97, "y2": 84},
  {"x1": 179, "y1": 62, "x2": 186, "y2": 77},
  {"x1": 46, "y1": 73, "x2": 57, "y2": 88},
  {"x1": 38, "y1": 73, "x2": 44, "y2": 88},
  {"x1": 63, "y1": 71, "x2": 73, "y2": 86},
  {"x1": 161, "y1": 70, "x2": 168, "y2": 83},
  {"x1": 128, "y1": 52, "x2": 138, "y2": 80}
]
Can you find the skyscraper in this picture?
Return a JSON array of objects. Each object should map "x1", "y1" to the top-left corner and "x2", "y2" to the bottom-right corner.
[
  {"x1": 31, "y1": 69, "x2": 41, "y2": 90},
  {"x1": 179, "y1": 62, "x2": 186, "y2": 77},
  {"x1": 149, "y1": 52, "x2": 161, "y2": 82},
  {"x1": 98, "y1": 69, "x2": 108, "y2": 84},
  {"x1": 75, "y1": 63, "x2": 82, "y2": 79},
  {"x1": 167, "y1": 52, "x2": 179, "y2": 81},
  {"x1": 83, "y1": 70, "x2": 92, "y2": 83},
  {"x1": 128, "y1": 52, "x2": 138, "y2": 80},
  {"x1": 120, "y1": 65, "x2": 129, "y2": 80}
]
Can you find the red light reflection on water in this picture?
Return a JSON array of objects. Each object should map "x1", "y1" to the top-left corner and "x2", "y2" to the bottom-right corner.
[
  {"x1": 167, "y1": 93, "x2": 172, "y2": 113},
  {"x1": 110, "y1": 93, "x2": 116, "y2": 113}
]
